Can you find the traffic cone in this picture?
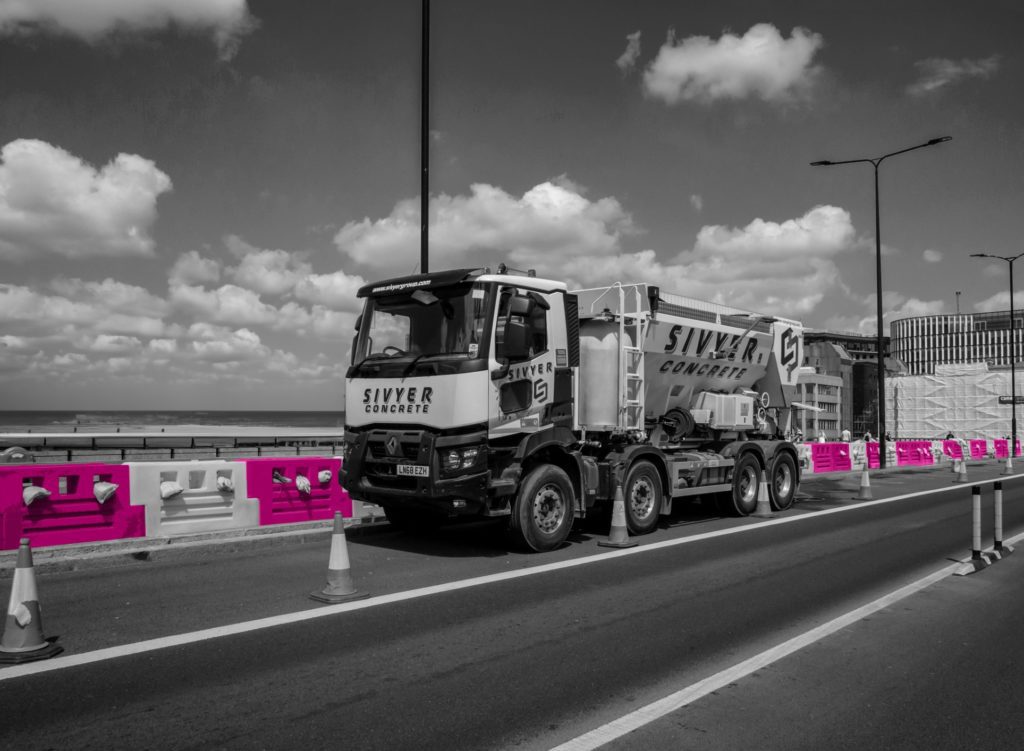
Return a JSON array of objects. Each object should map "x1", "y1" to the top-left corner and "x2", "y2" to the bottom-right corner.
[
  {"x1": 955, "y1": 459, "x2": 969, "y2": 483},
  {"x1": 752, "y1": 470, "x2": 774, "y2": 517},
  {"x1": 1003, "y1": 456, "x2": 1014, "y2": 476},
  {"x1": 310, "y1": 512, "x2": 369, "y2": 603},
  {"x1": 857, "y1": 467, "x2": 873, "y2": 500},
  {"x1": 599, "y1": 481, "x2": 637, "y2": 548},
  {"x1": 0, "y1": 539, "x2": 63, "y2": 664}
]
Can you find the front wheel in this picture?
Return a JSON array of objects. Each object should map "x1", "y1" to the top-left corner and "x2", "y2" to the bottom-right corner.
[
  {"x1": 768, "y1": 452, "x2": 797, "y2": 510},
  {"x1": 623, "y1": 460, "x2": 663, "y2": 535},
  {"x1": 508, "y1": 465, "x2": 575, "y2": 552}
]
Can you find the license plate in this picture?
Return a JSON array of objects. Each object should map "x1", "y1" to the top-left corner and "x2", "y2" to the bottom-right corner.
[{"x1": 396, "y1": 464, "x2": 429, "y2": 477}]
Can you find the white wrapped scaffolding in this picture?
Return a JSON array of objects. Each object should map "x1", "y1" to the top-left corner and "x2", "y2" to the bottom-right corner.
[{"x1": 887, "y1": 362, "x2": 1023, "y2": 439}]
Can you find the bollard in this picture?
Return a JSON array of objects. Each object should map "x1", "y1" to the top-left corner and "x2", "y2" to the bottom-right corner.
[
  {"x1": 992, "y1": 482, "x2": 1014, "y2": 557},
  {"x1": 971, "y1": 485, "x2": 982, "y2": 562}
]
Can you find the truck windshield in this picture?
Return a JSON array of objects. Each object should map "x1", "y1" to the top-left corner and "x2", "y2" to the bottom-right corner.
[{"x1": 351, "y1": 283, "x2": 493, "y2": 375}]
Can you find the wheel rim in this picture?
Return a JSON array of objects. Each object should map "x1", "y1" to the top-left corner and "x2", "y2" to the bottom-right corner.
[
  {"x1": 774, "y1": 463, "x2": 793, "y2": 498},
  {"x1": 532, "y1": 483, "x2": 566, "y2": 534},
  {"x1": 629, "y1": 476, "x2": 656, "y2": 521},
  {"x1": 739, "y1": 465, "x2": 758, "y2": 503}
]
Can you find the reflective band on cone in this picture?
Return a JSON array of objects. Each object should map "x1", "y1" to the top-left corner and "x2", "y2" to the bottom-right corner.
[
  {"x1": 752, "y1": 471, "x2": 774, "y2": 518},
  {"x1": 955, "y1": 459, "x2": 969, "y2": 483},
  {"x1": 0, "y1": 538, "x2": 63, "y2": 664},
  {"x1": 857, "y1": 467, "x2": 872, "y2": 501},
  {"x1": 1003, "y1": 456, "x2": 1014, "y2": 476},
  {"x1": 310, "y1": 513, "x2": 369, "y2": 603},
  {"x1": 599, "y1": 482, "x2": 637, "y2": 549}
]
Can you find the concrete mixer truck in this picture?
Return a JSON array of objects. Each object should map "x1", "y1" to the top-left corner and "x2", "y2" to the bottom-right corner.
[{"x1": 340, "y1": 265, "x2": 805, "y2": 552}]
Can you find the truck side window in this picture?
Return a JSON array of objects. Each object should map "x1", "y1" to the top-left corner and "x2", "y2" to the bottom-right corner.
[{"x1": 496, "y1": 290, "x2": 548, "y2": 363}]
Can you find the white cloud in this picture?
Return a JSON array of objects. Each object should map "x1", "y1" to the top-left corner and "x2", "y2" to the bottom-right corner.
[
  {"x1": 294, "y1": 272, "x2": 366, "y2": 311},
  {"x1": 0, "y1": 0, "x2": 258, "y2": 61},
  {"x1": 169, "y1": 282, "x2": 279, "y2": 327},
  {"x1": 643, "y1": 24, "x2": 823, "y2": 104},
  {"x1": 975, "y1": 290, "x2": 1024, "y2": 313},
  {"x1": 49, "y1": 277, "x2": 168, "y2": 315},
  {"x1": 224, "y1": 234, "x2": 312, "y2": 297},
  {"x1": 0, "y1": 139, "x2": 172, "y2": 261},
  {"x1": 186, "y1": 325, "x2": 267, "y2": 362},
  {"x1": 616, "y1": 30, "x2": 642, "y2": 73},
  {"x1": 86, "y1": 334, "x2": 142, "y2": 353},
  {"x1": 335, "y1": 178, "x2": 634, "y2": 273},
  {"x1": 170, "y1": 250, "x2": 222, "y2": 286},
  {"x1": 922, "y1": 249, "x2": 943, "y2": 263},
  {"x1": 690, "y1": 194, "x2": 703, "y2": 212},
  {"x1": 908, "y1": 55, "x2": 999, "y2": 97}
]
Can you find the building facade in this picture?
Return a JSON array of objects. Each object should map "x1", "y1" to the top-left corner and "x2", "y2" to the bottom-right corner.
[
  {"x1": 794, "y1": 367, "x2": 842, "y2": 440},
  {"x1": 890, "y1": 310, "x2": 1023, "y2": 375}
]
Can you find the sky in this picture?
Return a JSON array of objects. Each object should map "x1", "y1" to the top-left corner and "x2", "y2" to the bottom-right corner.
[{"x1": 1, "y1": 0, "x2": 1022, "y2": 411}]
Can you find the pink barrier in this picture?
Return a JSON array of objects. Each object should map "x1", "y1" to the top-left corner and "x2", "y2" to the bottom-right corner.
[
  {"x1": 0, "y1": 463, "x2": 144, "y2": 550},
  {"x1": 969, "y1": 440, "x2": 987, "y2": 460},
  {"x1": 895, "y1": 441, "x2": 935, "y2": 466},
  {"x1": 244, "y1": 457, "x2": 351, "y2": 525},
  {"x1": 865, "y1": 442, "x2": 880, "y2": 469},
  {"x1": 941, "y1": 440, "x2": 963, "y2": 461},
  {"x1": 808, "y1": 443, "x2": 852, "y2": 473},
  {"x1": 994, "y1": 439, "x2": 1009, "y2": 459},
  {"x1": 1017, "y1": 440, "x2": 1022, "y2": 457}
]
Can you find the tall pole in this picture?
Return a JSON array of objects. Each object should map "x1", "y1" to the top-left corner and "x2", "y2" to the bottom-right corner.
[
  {"x1": 1012, "y1": 260, "x2": 1017, "y2": 456},
  {"x1": 873, "y1": 162, "x2": 885, "y2": 452},
  {"x1": 420, "y1": 0, "x2": 430, "y2": 273},
  {"x1": 971, "y1": 251, "x2": 1024, "y2": 459},
  {"x1": 811, "y1": 136, "x2": 951, "y2": 468}
]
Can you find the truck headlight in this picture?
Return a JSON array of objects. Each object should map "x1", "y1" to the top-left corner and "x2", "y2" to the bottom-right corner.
[{"x1": 440, "y1": 446, "x2": 485, "y2": 474}]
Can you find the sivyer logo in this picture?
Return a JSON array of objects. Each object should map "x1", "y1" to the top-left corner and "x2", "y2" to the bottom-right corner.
[
  {"x1": 780, "y1": 327, "x2": 800, "y2": 378},
  {"x1": 362, "y1": 386, "x2": 434, "y2": 414}
]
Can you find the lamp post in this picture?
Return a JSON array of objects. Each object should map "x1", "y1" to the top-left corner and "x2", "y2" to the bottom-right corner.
[
  {"x1": 971, "y1": 251, "x2": 1024, "y2": 460},
  {"x1": 811, "y1": 136, "x2": 952, "y2": 468}
]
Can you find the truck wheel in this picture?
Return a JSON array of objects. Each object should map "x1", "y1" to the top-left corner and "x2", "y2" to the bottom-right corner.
[
  {"x1": 509, "y1": 465, "x2": 575, "y2": 552},
  {"x1": 722, "y1": 453, "x2": 761, "y2": 516},
  {"x1": 768, "y1": 452, "x2": 797, "y2": 511},
  {"x1": 624, "y1": 460, "x2": 663, "y2": 535}
]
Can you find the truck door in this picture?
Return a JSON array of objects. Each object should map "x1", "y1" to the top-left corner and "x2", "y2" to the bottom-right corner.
[{"x1": 488, "y1": 287, "x2": 558, "y2": 437}]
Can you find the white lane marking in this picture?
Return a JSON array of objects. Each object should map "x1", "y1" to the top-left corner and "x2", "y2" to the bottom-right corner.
[
  {"x1": 0, "y1": 477, "x2": 1018, "y2": 682},
  {"x1": 551, "y1": 527, "x2": 1024, "y2": 751}
]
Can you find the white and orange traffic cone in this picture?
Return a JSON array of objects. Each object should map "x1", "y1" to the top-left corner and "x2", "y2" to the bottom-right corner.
[
  {"x1": 955, "y1": 458, "x2": 969, "y2": 483},
  {"x1": 1002, "y1": 455, "x2": 1014, "y2": 476},
  {"x1": 599, "y1": 481, "x2": 637, "y2": 548},
  {"x1": 752, "y1": 469, "x2": 774, "y2": 517},
  {"x1": 857, "y1": 466, "x2": 873, "y2": 500},
  {"x1": 310, "y1": 512, "x2": 369, "y2": 603},
  {"x1": 0, "y1": 538, "x2": 63, "y2": 664}
]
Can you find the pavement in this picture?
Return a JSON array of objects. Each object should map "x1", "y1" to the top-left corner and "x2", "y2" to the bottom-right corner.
[{"x1": 1, "y1": 457, "x2": 1019, "y2": 577}]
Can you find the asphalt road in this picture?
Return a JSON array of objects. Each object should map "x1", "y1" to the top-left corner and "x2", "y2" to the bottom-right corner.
[{"x1": 0, "y1": 463, "x2": 1021, "y2": 750}]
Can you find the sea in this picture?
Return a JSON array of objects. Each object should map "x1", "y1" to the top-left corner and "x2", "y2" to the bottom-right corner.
[{"x1": 0, "y1": 410, "x2": 346, "y2": 433}]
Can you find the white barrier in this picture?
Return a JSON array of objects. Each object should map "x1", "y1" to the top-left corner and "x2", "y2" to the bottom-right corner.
[{"x1": 127, "y1": 460, "x2": 259, "y2": 537}]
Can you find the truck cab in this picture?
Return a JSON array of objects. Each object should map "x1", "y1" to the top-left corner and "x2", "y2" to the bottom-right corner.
[{"x1": 341, "y1": 267, "x2": 583, "y2": 550}]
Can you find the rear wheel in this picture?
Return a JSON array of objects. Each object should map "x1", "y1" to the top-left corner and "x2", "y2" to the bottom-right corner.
[
  {"x1": 721, "y1": 453, "x2": 761, "y2": 516},
  {"x1": 768, "y1": 452, "x2": 797, "y2": 510},
  {"x1": 623, "y1": 460, "x2": 663, "y2": 535},
  {"x1": 508, "y1": 465, "x2": 575, "y2": 552}
]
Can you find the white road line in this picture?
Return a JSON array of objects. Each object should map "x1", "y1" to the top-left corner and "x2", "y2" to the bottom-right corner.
[
  {"x1": 0, "y1": 477, "x2": 1017, "y2": 682},
  {"x1": 551, "y1": 527, "x2": 1024, "y2": 751}
]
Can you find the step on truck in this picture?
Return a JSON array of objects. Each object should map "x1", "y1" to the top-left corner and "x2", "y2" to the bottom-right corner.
[{"x1": 341, "y1": 266, "x2": 805, "y2": 552}]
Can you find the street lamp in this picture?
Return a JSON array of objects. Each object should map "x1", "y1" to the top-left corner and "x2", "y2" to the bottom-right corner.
[
  {"x1": 811, "y1": 136, "x2": 952, "y2": 468},
  {"x1": 971, "y1": 251, "x2": 1024, "y2": 463}
]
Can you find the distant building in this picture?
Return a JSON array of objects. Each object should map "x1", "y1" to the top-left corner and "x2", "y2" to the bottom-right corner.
[
  {"x1": 794, "y1": 367, "x2": 842, "y2": 440},
  {"x1": 801, "y1": 330, "x2": 900, "y2": 436},
  {"x1": 890, "y1": 310, "x2": 1023, "y2": 375}
]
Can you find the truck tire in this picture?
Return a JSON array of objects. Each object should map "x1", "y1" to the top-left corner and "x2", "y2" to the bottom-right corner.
[
  {"x1": 721, "y1": 453, "x2": 761, "y2": 516},
  {"x1": 624, "y1": 460, "x2": 663, "y2": 535},
  {"x1": 768, "y1": 452, "x2": 797, "y2": 511},
  {"x1": 509, "y1": 465, "x2": 575, "y2": 552}
]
